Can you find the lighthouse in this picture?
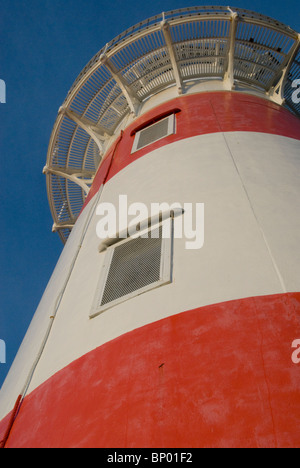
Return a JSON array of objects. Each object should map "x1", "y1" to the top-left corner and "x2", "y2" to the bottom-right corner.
[{"x1": 0, "y1": 6, "x2": 300, "y2": 448}]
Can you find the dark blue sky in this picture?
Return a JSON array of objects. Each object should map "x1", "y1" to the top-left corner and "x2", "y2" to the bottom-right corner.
[{"x1": 0, "y1": 0, "x2": 299, "y2": 388}]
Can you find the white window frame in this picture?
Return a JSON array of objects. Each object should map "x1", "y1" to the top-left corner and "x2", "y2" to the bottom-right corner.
[
  {"x1": 131, "y1": 114, "x2": 175, "y2": 153},
  {"x1": 90, "y1": 218, "x2": 173, "y2": 318}
]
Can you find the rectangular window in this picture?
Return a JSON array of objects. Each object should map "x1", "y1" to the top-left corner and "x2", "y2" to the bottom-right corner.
[
  {"x1": 131, "y1": 114, "x2": 175, "y2": 153},
  {"x1": 90, "y1": 219, "x2": 173, "y2": 317}
]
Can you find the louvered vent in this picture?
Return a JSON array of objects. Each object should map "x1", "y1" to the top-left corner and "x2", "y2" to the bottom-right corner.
[
  {"x1": 91, "y1": 221, "x2": 173, "y2": 316},
  {"x1": 101, "y1": 226, "x2": 162, "y2": 305},
  {"x1": 132, "y1": 114, "x2": 175, "y2": 153}
]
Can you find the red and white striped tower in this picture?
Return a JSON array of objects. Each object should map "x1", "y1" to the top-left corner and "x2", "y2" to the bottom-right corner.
[{"x1": 1, "y1": 6, "x2": 300, "y2": 448}]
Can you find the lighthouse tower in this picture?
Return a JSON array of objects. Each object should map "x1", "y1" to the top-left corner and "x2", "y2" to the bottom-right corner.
[{"x1": 1, "y1": 6, "x2": 300, "y2": 448}]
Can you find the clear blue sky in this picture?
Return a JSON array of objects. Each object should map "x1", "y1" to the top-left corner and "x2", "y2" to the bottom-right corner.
[{"x1": 0, "y1": 0, "x2": 299, "y2": 388}]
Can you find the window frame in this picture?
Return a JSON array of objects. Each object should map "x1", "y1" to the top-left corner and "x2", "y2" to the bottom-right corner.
[
  {"x1": 90, "y1": 218, "x2": 173, "y2": 318},
  {"x1": 131, "y1": 114, "x2": 175, "y2": 154}
]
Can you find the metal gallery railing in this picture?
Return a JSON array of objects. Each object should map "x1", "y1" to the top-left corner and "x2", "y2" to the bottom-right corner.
[{"x1": 44, "y1": 6, "x2": 300, "y2": 243}]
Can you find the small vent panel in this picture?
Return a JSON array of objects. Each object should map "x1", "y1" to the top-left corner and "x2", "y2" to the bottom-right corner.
[
  {"x1": 101, "y1": 226, "x2": 162, "y2": 306},
  {"x1": 136, "y1": 119, "x2": 169, "y2": 150},
  {"x1": 132, "y1": 114, "x2": 175, "y2": 152}
]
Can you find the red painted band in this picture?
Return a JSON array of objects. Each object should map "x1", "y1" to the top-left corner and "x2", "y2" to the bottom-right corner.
[
  {"x1": 1, "y1": 293, "x2": 300, "y2": 448},
  {"x1": 83, "y1": 92, "x2": 300, "y2": 212},
  {"x1": 0, "y1": 395, "x2": 22, "y2": 449}
]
